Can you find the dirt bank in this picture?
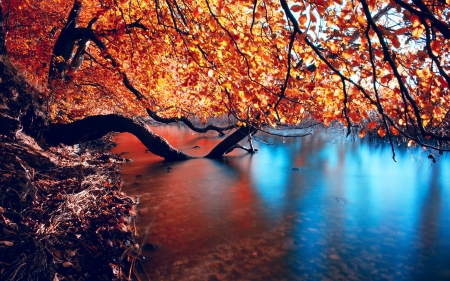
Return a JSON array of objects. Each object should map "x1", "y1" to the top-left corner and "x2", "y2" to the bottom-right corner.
[{"x1": 0, "y1": 132, "x2": 144, "y2": 280}]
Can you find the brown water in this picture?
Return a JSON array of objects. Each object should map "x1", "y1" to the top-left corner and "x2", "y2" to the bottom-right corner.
[{"x1": 112, "y1": 125, "x2": 450, "y2": 281}]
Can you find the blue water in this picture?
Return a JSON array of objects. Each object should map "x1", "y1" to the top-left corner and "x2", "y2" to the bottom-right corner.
[{"x1": 113, "y1": 126, "x2": 450, "y2": 281}]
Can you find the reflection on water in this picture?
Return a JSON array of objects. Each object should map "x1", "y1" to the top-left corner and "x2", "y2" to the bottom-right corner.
[{"x1": 112, "y1": 126, "x2": 450, "y2": 281}]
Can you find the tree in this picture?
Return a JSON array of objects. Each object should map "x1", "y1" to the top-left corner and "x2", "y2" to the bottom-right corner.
[{"x1": 1, "y1": 0, "x2": 449, "y2": 160}]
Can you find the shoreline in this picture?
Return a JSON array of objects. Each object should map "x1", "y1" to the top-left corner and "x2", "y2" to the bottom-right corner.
[{"x1": 0, "y1": 133, "x2": 143, "y2": 280}]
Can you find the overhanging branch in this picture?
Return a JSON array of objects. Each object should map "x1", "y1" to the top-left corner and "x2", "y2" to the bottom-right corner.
[{"x1": 44, "y1": 114, "x2": 191, "y2": 161}]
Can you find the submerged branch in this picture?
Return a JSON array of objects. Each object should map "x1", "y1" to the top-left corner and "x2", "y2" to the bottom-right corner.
[{"x1": 206, "y1": 126, "x2": 258, "y2": 158}]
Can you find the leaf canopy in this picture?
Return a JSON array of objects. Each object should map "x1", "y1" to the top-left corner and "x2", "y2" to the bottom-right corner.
[{"x1": 3, "y1": 0, "x2": 450, "y2": 150}]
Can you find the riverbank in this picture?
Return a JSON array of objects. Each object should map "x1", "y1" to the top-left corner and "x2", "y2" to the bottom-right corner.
[{"x1": 0, "y1": 132, "x2": 143, "y2": 280}]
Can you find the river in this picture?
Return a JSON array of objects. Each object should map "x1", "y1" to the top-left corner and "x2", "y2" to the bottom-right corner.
[{"x1": 112, "y1": 125, "x2": 450, "y2": 281}]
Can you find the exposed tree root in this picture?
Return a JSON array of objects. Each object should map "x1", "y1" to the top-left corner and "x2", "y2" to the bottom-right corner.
[{"x1": 0, "y1": 134, "x2": 145, "y2": 281}]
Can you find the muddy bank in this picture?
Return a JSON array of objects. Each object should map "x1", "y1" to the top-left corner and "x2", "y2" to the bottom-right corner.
[{"x1": 0, "y1": 132, "x2": 144, "y2": 280}]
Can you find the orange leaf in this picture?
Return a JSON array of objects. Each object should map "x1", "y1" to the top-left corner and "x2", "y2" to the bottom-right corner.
[
  {"x1": 390, "y1": 126, "x2": 400, "y2": 136},
  {"x1": 412, "y1": 26, "x2": 423, "y2": 39},
  {"x1": 299, "y1": 15, "x2": 307, "y2": 26},
  {"x1": 359, "y1": 128, "x2": 367, "y2": 138},
  {"x1": 332, "y1": 74, "x2": 340, "y2": 82},
  {"x1": 430, "y1": 41, "x2": 442, "y2": 56},
  {"x1": 410, "y1": 15, "x2": 421, "y2": 27},
  {"x1": 342, "y1": 51, "x2": 352, "y2": 60},
  {"x1": 367, "y1": 121, "x2": 377, "y2": 130},
  {"x1": 290, "y1": 5, "x2": 303, "y2": 12},
  {"x1": 377, "y1": 127, "x2": 386, "y2": 138},
  {"x1": 392, "y1": 37, "x2": 400, "y2": 49},
  {"x1": 356, "y1": 16, "x2": 366, "y2": 26},
  {"x1": 297, "y1": 32, "x2": 307, "y2": 41}
]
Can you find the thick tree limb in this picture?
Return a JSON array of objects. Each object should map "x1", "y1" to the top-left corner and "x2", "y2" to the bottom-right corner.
[
  {"x1": 205, "y1": 126, "x2": 257, "y2": 158},
  {"x1": 70, "y1": 18, "x2": 98, "y2": 71},
  {"x1": 97, "y1": 18, "x2": 149, "y2": 36},
  {"x1": 44, "y1": 1, "x2": 252, "y2": 159},
  {"x1": 146, "y1": 109, "x2": 235, "y2": 136},
  {"x1": 48, "y1": 1, "x2": 83, "y2": 81},
  {"x1": 44, "y1": 114, "x2": 191, "y2": 161},
  {"x1": 225, "y1": 144, "x2": 258, "y2": 154}
]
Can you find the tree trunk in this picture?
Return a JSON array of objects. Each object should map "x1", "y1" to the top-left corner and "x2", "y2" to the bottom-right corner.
[
  {"x1": 44, "y1": 114, "x2": 191, "y2": 161},
  {"x1": 205, "y1": 125, "x2": 257, "y2": 158},
  {"x1": 0, "y1": 58, "x2": 47, "y2": 141},
  {"x1": 48, "y1": 0, "x2": 82, "y2": 81}
]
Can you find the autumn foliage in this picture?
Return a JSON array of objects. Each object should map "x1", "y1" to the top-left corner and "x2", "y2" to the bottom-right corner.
[{"x1": 2, "y1": 0, "x2": 449, "y2": 152}]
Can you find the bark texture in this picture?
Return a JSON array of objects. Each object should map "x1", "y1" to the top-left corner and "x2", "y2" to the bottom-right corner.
[
  {"x1": 0, "y1": 58, "x2": 47, "y2": 141},
  {"x1": 205, "y1": 126, "x2": 257, "y2": 158},
  {"x1": 44, "y1": 114, "x2": 191, "y2": 161}
]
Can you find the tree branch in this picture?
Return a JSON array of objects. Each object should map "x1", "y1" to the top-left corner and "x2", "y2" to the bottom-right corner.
[
  {"x1": 360, "y1": 0, "x2": 450, "y2": 142},
  {"x1": 206, "y1": 125, "x2": 257, "y2": 158},
  {"x1": 146, "y1": 109, "x2": 235, "y2": 136},
  {"x1": 44, "y1": 114, "x2": 191, "y2": 161},
  {"x1": 393, "y1": 0, "x2": 450, "y2": 39}
]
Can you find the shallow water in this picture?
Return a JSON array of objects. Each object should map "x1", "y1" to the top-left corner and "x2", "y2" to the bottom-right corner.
[{"x1": 112, "y1": 126, "x2": 450, "y2": 281}]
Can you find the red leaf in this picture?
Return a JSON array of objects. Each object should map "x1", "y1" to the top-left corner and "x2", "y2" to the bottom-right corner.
[
  {"x1": 367, "y1": 121, "x2": 377, "y2": 130},
  {"x1": 359, "y1": 128, "x2": 367, "y2": 138},
  {"x1": 290, "y1": 5, "x2": 303, "y2": 12},
  {"x1": 377, "y1": 127, "x2": 386, "y2": 138}
]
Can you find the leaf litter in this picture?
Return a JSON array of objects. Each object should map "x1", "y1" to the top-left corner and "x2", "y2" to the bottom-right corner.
[{"x1": 0, "y1": 134, "x2": 149, "y2": 281}]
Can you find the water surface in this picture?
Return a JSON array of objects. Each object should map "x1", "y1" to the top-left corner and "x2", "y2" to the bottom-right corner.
[{"x1": 112, "y1": 126, "x2": 450, "y2": 281}]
